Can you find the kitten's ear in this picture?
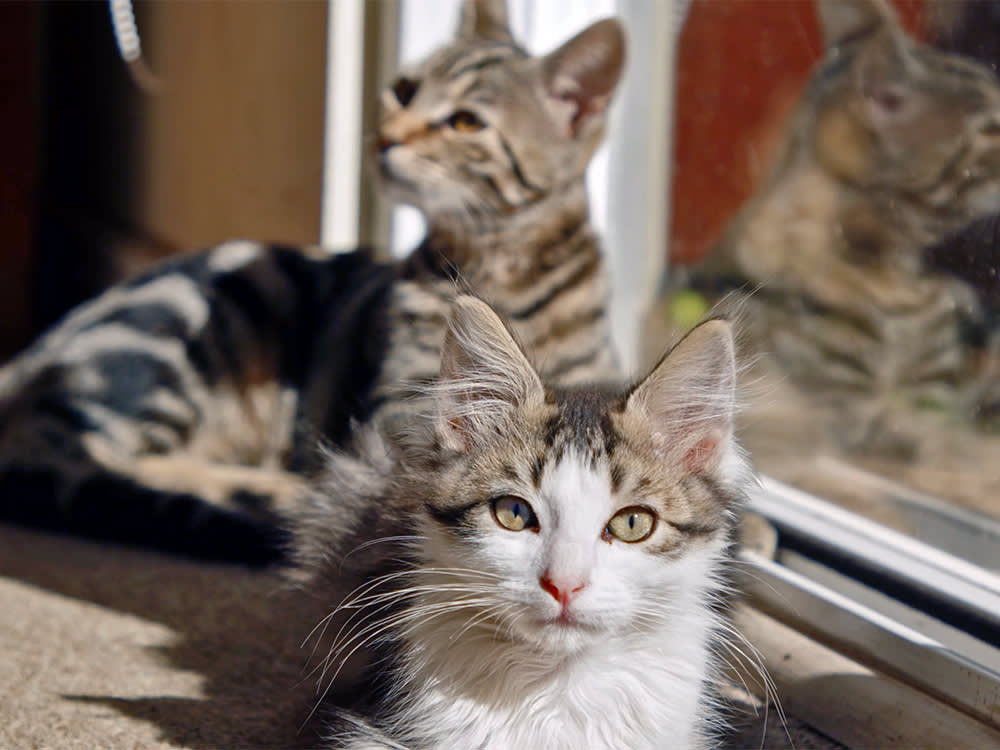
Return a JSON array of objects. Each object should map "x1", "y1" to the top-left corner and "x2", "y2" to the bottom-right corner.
[
  {"x1": 627, "y1": 319, "x2": 736, "y2": 475},
  {"x1": 818, "y1": 0, "x2": 923, "y2": 131},
  {"x1": 457, "y1": 0, "x2": 513, "y2": 44},
  {"x1": 436, "y1": 296, "x2": 543, "y2": 452},
  {"x1": 851, "y1": 27, "x2": 923, "y2": 130},
  {"x1": 817, "y1": 0, "x2": 896, "y2": 48},
  {"x1": 541, "y1": 18, "x2": 626, "y2": 138}
]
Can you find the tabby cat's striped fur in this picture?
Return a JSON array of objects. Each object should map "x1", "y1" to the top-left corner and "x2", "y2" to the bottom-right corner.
[
  {"x1": 291, "y1": 296, "x2": 749, "y2": 750},
  {"x1": 692, "y1": 0, "x2": 1000, "y2": 456},
  {"x1": 0, "y1": 0, "x2": 624, "y2": 563}
]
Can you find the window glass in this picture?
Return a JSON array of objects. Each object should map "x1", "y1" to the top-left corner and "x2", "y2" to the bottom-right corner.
[{"x1": 663, "y1": 0, "x2": 1000, "y2": 570}]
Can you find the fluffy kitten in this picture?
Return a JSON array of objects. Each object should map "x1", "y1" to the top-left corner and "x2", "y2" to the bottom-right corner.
[
  {"x1": 0, "y1": 0, "x2": 624, "y2": 563},
  {"x1": 292, "y1": 296, "x2": 750, "y2": 750}
]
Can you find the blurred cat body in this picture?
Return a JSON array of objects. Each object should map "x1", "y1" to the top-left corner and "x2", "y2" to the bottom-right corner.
[
  {"x1": 292, "y1": 297, "x2": 750, "y2": 750},
  {"x1": 0, "y1": 0, "x2": 624, "y2": 562}
]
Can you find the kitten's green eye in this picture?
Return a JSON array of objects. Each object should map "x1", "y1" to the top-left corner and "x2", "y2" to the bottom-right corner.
[
  {"x1": 448, "y1": 110, "x2": 486, "y2": 133},
  {"x1": 391, "y1": 77, "x2": 419, "y2": 107},
  {"x1": 606, "y1": 507, "x2": 657, "y2": 543},
  {"x1": 491, "y1": 496, "x2": 538, "y2": 532}
]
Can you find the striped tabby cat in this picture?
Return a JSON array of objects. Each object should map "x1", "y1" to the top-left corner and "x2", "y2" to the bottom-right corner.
[
  {"x1": 691, "y1": 0, "x2": 1000, "y2": 458},
  {"x1": 0, "y1": 0, "x2": 624, "y2": 563},
  {"x1": 291, "y1": 296, "x2": 749, "y2": 750}
]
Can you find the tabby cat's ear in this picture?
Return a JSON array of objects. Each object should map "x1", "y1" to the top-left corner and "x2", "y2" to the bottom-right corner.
[
  {"x1": 853, "y1": 31, "x2": 919, "y2": 124},
  {"x1": 435, "y1": 296, "x2": 543, "y2": 452},
  {"x1": 816, "y1": 0, "x2": 896, "y2": 48},
  {"x1": 541, "y1": 18, "x2": 626, "y2": 139},
  {"x1": 457, "y1": 0, "x2": 513, "y2": 44},
  {"x1": 627, "y1": 319, "x2": 736, "y2": 475},
  {"x1": 819, "y1": 0, "x2": 919, "y2": 130}
]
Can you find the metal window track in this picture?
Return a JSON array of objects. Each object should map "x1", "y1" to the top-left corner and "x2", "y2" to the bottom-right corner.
[{"x1": 740, "y1": 477, "x2": 1000, "y2": 729}]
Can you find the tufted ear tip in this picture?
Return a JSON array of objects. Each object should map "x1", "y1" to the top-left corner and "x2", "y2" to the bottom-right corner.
[
  {"x1": 436, "y1": 296, "x2": 543, "y2": 452},
  {"x1": 457, "y1": 0, "x2": 513, "y2": 44},
  {"x1": 817, "y1": 0, "x2": 898, "y2": 48}
]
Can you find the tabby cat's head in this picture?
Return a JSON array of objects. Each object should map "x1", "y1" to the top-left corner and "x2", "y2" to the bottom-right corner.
[
  {"x1": 810, "y1": 0, "x2": 1000, "y2": 233},
  {"x1": 414, "y1": 297, "x2": 746, "y2": 655},
  {"x1": 371, "y1": 0, "x2": 625, "y2": 226}
]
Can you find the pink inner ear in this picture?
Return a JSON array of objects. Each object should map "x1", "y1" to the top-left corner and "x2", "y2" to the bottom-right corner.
[
  {"x1": 683, "y1": 434, "x2": 721, "y2": 474},
  {"x1": 561, "y1": 92, "x2": 608, "y2": 136}
]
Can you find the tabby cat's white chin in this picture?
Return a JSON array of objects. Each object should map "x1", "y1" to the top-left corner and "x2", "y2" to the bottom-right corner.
[{"x1": 514, "y1": 614, "x2": 607, "y2": 655}]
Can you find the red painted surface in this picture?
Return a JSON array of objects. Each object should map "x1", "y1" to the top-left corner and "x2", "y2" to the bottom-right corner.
[{"x1": 669, "y1": 0, "x2": 926, "y2": 265}]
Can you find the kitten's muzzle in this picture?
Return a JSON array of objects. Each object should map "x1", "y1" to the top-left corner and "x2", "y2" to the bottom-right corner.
[{"x1": 539, "y1": 574, "x2": 586, "y2": 614}]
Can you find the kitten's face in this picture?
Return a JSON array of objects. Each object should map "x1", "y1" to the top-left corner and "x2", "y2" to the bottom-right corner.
[
  {"x1": 905, "y1": 50, "x2": 1000, "y2": 219},
  {"x1": 418, "y1": 408, "x2": 732, "y2": 655},
  {"x1": 415, "y1": 300, "x2": 743, "y2": 656},
  {"x1": 812, "y1": 23, "x2": 1000, "y2": 226},
  {"x1": 374, "y1": 42, "x2": 540, "y2": 215},
  {"x1": 370, "y1": 0, "x2": 624, "y2": 226}
]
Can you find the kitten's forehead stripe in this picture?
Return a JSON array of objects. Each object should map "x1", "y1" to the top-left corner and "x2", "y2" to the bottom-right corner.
[
  {"x1": 442, "y1": 46, "x2": 521, "y2": 79},
  {"x1": 530, "y1": 454, "x2": 545, "y2": 488},
  {"x1": 427, "y1": 45, "x2": 519, "y2": 86},
  {"x1": 428, "y1": 48, "x2": 467, "y2": 78},
  {"x1": 540, "y1": 388, "x2": 625, "y2": 464},
  {"x1": 609, "y1": 462, "x2": 625, "y2": 494},
  {"x1": 450, "y1": 75, "x2": 484, "y2": 102},
  {"x1": 449, "y1": 55, "x2": 514, "y2": 80}
]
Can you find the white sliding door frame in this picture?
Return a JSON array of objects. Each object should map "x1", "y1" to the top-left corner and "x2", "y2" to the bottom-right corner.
[{"x1": 321, "y1": 0, "x2": 366, "y2": 250}]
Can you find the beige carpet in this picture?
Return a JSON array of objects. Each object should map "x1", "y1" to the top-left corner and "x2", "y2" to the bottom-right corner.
[
  {"x1": 0, "y1": 523, "x2": 328, "y2": 749},
  {"x1": 0, "y1": 522, "x2": 841, "y2": 750}
]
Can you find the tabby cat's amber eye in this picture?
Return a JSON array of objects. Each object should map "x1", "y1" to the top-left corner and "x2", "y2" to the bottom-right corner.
[
  {"x1": 448, "y1": 110, "x2": 486, "y2": 133},
  {"x1": 606, "y1": 507, "x2": 656, "y2": 543},
  {"x1": 391, "y1": 77, "x2": 419, "y2": 107},
  {"x1": 491, "y1": 496, "x2": 538, "y2": 532}
]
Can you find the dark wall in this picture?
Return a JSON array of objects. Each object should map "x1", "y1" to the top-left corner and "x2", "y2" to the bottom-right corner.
[
  {"x1": 0, "y1": 2, "x2": 40, "y2": 359},
  {"x1": 34, "y1": 1, "x2": 146, "y2": 332}
]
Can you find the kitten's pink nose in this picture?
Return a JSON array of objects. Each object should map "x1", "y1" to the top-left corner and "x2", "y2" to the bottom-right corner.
[{"x1": 540, "y1": 575, "x2": 586, "y2": 608}]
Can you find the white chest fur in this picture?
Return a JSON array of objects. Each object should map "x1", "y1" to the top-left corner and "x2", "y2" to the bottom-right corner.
[{"x1": 393, "y1": 612, "x2": 716, "y2": 750}]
